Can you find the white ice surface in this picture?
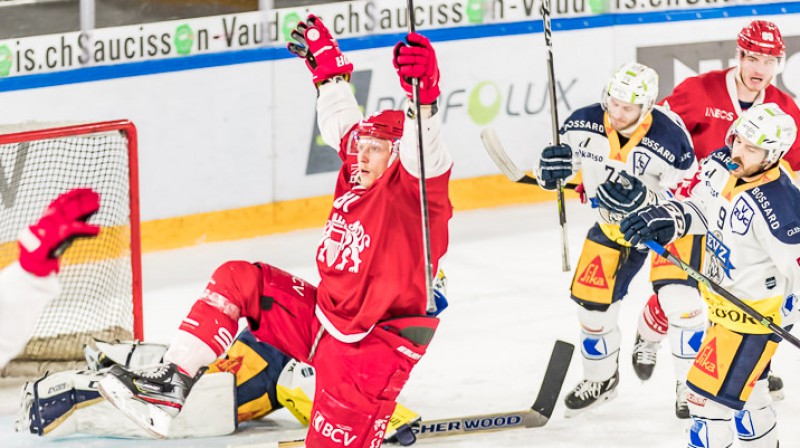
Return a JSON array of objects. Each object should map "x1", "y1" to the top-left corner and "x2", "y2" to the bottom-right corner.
[{"x1": 1, "y1": 201, "x2": 798, "y2": 447}]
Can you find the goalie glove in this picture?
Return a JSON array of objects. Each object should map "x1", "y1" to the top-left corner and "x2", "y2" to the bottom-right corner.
[
  {"x1": 596, "y1": 171, "x2": 658, "y2": 223},
  {"x1": 18, "y1": 188, "x2": 100, "y2": 277},
  {"x1": 287, "y1": 14, "x2": 353, "y2": 86},
  {"x1": 620, "y1": 201, "x2": 689, "y2": 248}
]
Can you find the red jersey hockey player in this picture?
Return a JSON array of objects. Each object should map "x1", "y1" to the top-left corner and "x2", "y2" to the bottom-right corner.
[
  {"x1": 633, "y1": 20, "x2": 797, "y2": 398},
  {"x1": 98, "y1": 15, "x2": 453, "y2": 448},
  {"x1": 0, "y1": 188, "x2": 100, "y2": 368},
  {"x1": 662, "y1": 20, "x2": 800, "y2": 166}
]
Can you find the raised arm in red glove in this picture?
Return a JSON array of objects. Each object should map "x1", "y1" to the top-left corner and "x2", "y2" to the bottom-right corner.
[
  {"x1": 287, "y1": 15, "x2": 353, "y2": 86},
  {"x1": 393, "y1": 32, "x2": 440, "y2": 105},
  {"x1": 18, "y1": 188, "x2": 101, "y2": 277}
]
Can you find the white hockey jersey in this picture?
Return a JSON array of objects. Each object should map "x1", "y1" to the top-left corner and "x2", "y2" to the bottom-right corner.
[
  {"x1": 0, "y1": 263, "x2": 61, "y2": 368},
  {"x1": 534, "y1": 104, "x2": 697, "y2": 239},
  {"x1": 682, "y1": 148, "x2": 800, "y2": 333}
]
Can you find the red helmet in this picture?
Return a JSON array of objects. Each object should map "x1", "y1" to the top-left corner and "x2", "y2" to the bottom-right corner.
[
  {"x1": 737, "y1": 20, "x2": 785, "y2": 57},
  {"x1": 356, "y1": 110, "x2": 404, "y2": 142}
]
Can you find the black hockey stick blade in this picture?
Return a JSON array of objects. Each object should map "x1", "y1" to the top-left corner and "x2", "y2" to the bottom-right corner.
[
  {"x1": 276, "y1": 341, "x2": 574, "y2": 446},
  {"x1": 408, "y1": 339, "x2": 574, "y2": 439},
  {"x1": 531, "y1": 339, "x2": 574, "y2": 419}
]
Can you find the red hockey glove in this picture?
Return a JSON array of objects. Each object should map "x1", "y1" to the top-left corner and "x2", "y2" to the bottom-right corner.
[
  {"x1": 18, "y1": 188, "x2": 101, "y2": 277},
  {"x1": 287, "y1": 15, "x2": 353, "y2": 86},
  {"x1": 393, "y1": 33, "x2": 440, "y2": 104}
]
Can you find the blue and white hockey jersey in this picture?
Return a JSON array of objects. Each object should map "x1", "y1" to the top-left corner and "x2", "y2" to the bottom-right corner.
[
  {"x1": 683, "y1": 148, "x2": 800, "y2": 333},
  {"x1": 534, "y1": 103, "x2": 697, "y2": 239}
]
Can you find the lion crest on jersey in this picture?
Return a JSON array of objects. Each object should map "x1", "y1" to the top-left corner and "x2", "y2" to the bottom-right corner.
[{"x1": 318, "y1": 212, "x2": 371, "y2": 273}]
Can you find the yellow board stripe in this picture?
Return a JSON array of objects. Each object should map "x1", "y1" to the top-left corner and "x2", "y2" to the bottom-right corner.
[
  {"x1": 141, "y1": 173, "x2": 578, "y2": 252},
  {"x1": 0, "y1": 225, "x2": 130, "y2": 270},
  {"x1": 0, "y1": 174, "x2": 578, "y2": 259}
]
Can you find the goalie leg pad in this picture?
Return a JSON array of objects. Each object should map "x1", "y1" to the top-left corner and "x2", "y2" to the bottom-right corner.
[
  {"x1": 20, "y1": 369, "x2": 237, "y2": 439},
  {"x1": 578, "y1": 302, "x2": 621, "y2": 381},
  {"x1": 207, "y1": 328, "x2": 292, "y2": 423}
]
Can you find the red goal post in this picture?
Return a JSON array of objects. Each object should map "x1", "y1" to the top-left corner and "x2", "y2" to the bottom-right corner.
[{"x1": 0, "y1": 120, "x2": 142, "y2": 376}]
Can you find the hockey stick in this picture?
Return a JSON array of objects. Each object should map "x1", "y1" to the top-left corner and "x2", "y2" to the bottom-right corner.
[
  {"x1": 275, "y1": 340, "x2": 574, "y2": 447},
  {"x1": 644, "y1": 240, "x2": 800, "y2": 350},
  {"x1": 542, "y1": 0, "x2": 570, "y2": 272},
  {"x1": 480, "y1": 128, "x2": 578, "y2": 190},
  {"x1": 405, "y1": 0, "x2": 436, "y2": 314}
]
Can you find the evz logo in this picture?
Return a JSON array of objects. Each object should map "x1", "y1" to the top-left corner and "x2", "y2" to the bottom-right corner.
[
  {"x1": 632, "y1": 152, "x2": 652, "y2": 176},
  {"x1": 705, "y1": 231, "x2": 735, "y2": 280},
  {"x1": 730, "y1": 198, "x2": 754, "y2": 235}
]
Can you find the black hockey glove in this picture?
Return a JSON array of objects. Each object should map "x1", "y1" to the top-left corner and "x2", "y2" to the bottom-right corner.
[
  {"x1": 596, "y1": 171, "x2": 657, "y2": 219},
  {"x1": 620, "y1": 201, "x2": 689, "y2": 248},
  {"x1": 538, "y1": 143, "x2": 573, "y2": 190}
]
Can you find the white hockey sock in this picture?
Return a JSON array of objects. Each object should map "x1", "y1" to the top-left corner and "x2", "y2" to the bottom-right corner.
[{"x1": 164, "y1": 330, "x2": 219, "y2": 377}]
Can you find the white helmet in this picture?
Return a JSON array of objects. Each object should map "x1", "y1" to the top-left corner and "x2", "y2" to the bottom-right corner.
[
  {"x1": 601, "y1": 62, "x2": 659, "y2": 127},
  {"x1": 725, "y1": 103, "x2": 798, "y2": 165}
]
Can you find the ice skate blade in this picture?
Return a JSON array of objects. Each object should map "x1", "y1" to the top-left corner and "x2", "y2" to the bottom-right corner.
[
  {"x1": 563, "y1": 388, "x2": 619, "y2": 418},
  {"x1": 98, "y1": 374, "x2": 173, "y2": 439}
]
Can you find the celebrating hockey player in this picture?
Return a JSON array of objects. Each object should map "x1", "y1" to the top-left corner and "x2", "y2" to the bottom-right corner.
[
  {"x1": 534, "y1": 62, "x2": 704, "y2": 417},
  {"x1": 620, "y1": 103, "x2": 798, "y2": 448},
  {"x1": 98, "y1": 14, "x2": 452, "y2": 448},
  {"x1": 0, "y1": 188, "x2": 100, "y2": 368},
  {"x1": 633, "y1": 19, "x2": 797, "y2": 398}
]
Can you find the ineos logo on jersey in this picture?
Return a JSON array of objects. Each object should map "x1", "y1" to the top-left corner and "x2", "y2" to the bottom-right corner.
[
  {"x1": 312, "y1": 411, "x2": 358, "y2": 446},
  {"x1": 704, "y1": 107, "x2": 735, "y2": 121}
]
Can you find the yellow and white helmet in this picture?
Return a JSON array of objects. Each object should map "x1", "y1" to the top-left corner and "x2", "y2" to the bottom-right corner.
[
  {"x1": 601, "y1": 62, "x2": 659, "y2": 127},
  {"x1": 725, "y1": 103, "x2": 798, "y2": 165}
]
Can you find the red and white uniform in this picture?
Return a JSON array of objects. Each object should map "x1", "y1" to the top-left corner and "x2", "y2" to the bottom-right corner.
[
  {"x1": 314, "y1": 85, "x2": 452, "y2": 341},
  {"x1": 662, "y1": 68, "x2": 800, "y2": 168},
  {"x1": 165, "y1": 80, "x2": 452, "y2": 448}
]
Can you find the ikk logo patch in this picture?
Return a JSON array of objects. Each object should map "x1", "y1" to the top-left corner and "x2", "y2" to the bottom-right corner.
[
  {"x1": 577, "y1": 256, "x2": 609, "y2": 289},
  {"x1": 694, "y1": 337, "x2": 719, "y2": 379}
]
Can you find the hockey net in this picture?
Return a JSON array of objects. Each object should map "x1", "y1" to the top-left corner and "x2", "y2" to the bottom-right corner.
[{"x1": 0, "y1": 120, "x2": 142, "y2": 377}]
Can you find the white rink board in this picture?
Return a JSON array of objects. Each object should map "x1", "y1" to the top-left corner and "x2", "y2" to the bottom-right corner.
[{"x1": 0, "y1": 6, "x2": 798, "y2": 221}]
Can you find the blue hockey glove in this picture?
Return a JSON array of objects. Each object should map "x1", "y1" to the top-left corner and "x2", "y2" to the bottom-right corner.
[
  {"x1": 620, "y1": 201, "x2": 688, "y2": 248},
  {"x1": 538, "y1": 144, "x2": 573, "y2": 190},
  {"x1": 596, "y1": 171, "x2": 656, "y2": 221}
]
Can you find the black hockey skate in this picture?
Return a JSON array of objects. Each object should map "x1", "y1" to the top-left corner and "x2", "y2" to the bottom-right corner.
[
  {"x1": 564, "y1": 370, "x2": 619, "y2": 417},
  {"x1": 631, "y1": 333, "x2": 660, "y2": 381},
  {"x1": 98, "y1": 363, "x2": 199, "y2": 438},
  {"x1": 675, "y1": 381, "x2": 690, "y2": 419}
]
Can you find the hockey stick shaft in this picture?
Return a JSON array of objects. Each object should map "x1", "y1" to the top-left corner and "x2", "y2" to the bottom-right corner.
[
  {"x1": 542, "y1": 0, "x2": 570, "y2": 272},
  {"x1": 276, "y1": 341, "x2": 573, "y2": 446},
  {"x1": 644, "y1": 240, "x2": 800, "y2": 349},
  {"x1": 406, "y1": 0, "x2": 436, "y2": 313}
]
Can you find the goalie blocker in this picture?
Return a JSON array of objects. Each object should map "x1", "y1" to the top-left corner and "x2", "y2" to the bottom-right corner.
[{"x1": 17, "y1": 330, "x2": 420, "y2": 440}]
